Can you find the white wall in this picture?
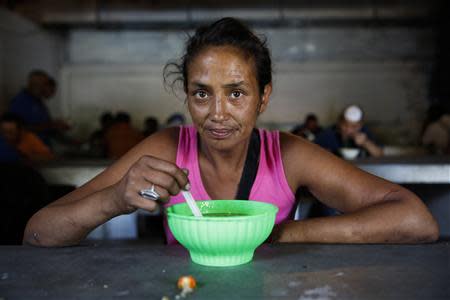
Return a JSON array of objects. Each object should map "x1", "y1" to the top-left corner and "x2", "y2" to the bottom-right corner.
[
  {"x1": 2, "y1": 22, "x2": 432, "y2": 144},
  {"x1": 0, "y1": 11, "x2": 433, "y2": 144},
  {"x1": 0, "y1": 9, "x2": 64, "y2": 114},
  {"x1": 61, "y1": 62, "x2": 428, "y2": 144},
  {"x1": 61, "y1": 26, "x2": 432, "y2": 144},
  {"x1": 265, "y1": 62, "x2": 428, "y2": 143},
  {"x1": 60, "y1": 64, "x2": 186, "y2": 138}
]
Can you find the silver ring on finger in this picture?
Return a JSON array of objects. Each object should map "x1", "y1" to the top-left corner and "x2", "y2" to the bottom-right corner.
[{"x1": 138, "y1": 184, "x2": 160, "y2": 201}]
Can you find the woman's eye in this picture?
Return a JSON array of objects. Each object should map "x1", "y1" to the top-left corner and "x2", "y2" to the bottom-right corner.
[
  {"x1": 194, "y1": 90, "x2": 208, "y2": 99},
  {"x1": 230, "y1": 91, "x2": 242, "y2": 99}
]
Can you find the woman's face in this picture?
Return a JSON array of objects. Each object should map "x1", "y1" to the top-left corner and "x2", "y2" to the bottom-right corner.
[{"x1": 186, "y1": 46, "x2": 271, "y2": 151}]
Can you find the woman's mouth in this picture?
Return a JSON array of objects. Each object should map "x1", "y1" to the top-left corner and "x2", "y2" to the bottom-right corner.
[{"x1": 206, "y1": 128, "x2": 234, "y2": 139}]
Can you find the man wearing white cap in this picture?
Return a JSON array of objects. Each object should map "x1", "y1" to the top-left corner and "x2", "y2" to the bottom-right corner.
[{"x1": 315, "y1": 105, "x2": 383, "y2": 158}]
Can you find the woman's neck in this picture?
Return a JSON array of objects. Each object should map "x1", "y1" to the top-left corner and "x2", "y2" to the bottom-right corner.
[{"x1": 198, "y1": 136, "x2": 251, "y2": 175}]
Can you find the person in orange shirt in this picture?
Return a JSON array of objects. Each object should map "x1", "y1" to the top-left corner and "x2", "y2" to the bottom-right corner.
[
  {"x1": 0, "y1": 113, "x2": 54, "y2": 163},
  {"x1": 104, "y1": 112, "x2": 144, "y2": 159}
]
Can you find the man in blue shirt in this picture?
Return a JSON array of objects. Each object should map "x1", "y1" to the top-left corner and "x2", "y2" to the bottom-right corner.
[
  {"x1": 311, "y1": 105, "x2": 384, "y2": 217},
  {"x1": 291, "y1": 113, "x2": 323, "y2": 141},
  {"x1": 315, "y1": 105, "x2": 383, "y2": 158},
  {"x1": 9, "y1": 70, "x2": 69, "y2": 146}
]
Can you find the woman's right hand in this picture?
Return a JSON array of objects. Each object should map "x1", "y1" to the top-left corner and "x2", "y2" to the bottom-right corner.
[{"x1": 111, "y1": 155, "x2": 189, "y2": 215}]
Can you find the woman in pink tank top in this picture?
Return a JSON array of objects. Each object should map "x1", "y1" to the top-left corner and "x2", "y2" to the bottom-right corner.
[
  {"x1": 25, "y1": 18, "x2": 437, "y2": 247},
  {"x1": 164, "y1": 126, "x2": 296, "y2": 244}
]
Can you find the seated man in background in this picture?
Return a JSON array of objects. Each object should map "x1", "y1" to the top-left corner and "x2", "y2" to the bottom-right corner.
[
  {"x1": 315, "y1": 105, "x2": 383, "y2": 158},
  {"x1": 89, "y1": 112, "x2": 114, "y2": 158},
  {"x1": 42, "y1": 76, "x2": 57, "y2": 100},
  {"x1": 104, "y1": 112, "x2": 144, "y2": 159},
  {"x1": 8, "y1": 70, "x2": 70, "y2": 147},
  {"x1": 291, "y1": 113, "x2": 322, "y2": 141},
  {"x1": 0, "y1": 113, "x2": 54, "y2": 163},
  {"x1": 165, "y1": 113, "x2": 186, "y2": 127},
  {"x1": 312, "y1": 105, "x2": 382, "y2": 216},
  {"x1": 143, "y1": 116, "x2": 159, "y2": 137}
]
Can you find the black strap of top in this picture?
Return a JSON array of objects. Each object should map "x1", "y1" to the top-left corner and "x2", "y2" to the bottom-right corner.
[{"x1": 235, "y1": 129, "x2": 261, "y2": 200}]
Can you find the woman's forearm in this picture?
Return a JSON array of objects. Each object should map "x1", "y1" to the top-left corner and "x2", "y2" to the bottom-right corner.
[
  {"x1": 23, "y1": 186, "x2": 121, "y2": 247},
  {"x1": 275, "y1": 193, "x2": 439, "y2": 244}
]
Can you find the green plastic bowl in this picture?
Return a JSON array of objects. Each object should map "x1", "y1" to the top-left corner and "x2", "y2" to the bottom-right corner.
[{"x1": 167, "y1": 200, "x2": 278, "y2": 267}]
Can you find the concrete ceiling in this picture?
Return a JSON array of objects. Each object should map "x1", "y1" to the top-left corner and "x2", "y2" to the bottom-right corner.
[{"x1": 0, "y1": 0, "x2": 441, "y2": 29}]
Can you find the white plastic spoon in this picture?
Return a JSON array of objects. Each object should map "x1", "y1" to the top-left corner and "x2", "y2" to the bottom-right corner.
[{"x1": 181, "y1": 187, "x2": 203, "y2": 217}]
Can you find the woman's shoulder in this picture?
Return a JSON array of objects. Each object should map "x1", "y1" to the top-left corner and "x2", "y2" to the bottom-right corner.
[
  {"x1": 87, "y1": 127, "x2": 181, "y2": 189},
  {"x1": 255, "y1": 128, "x2": 303, "y2": 150},
  {"x1": 279, "y1": 130, "x2": 309, "y2": 152},
  {"x1": 279, "y1": 130, "x2": 339, "y2": 164},
  {"x1": 278, "y1": 130, "x2": 338, "y2": 187},
  {"x1": 106, "y1": 126, "x2": 181, "y2": 168},
  {"x1": 137, "y1": 126, "x2": 180, "y2": 162}
]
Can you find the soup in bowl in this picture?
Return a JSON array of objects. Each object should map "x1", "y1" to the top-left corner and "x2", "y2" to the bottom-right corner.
[{"x1": 167, "y1": 200, "x2": 278, "y2": 267}]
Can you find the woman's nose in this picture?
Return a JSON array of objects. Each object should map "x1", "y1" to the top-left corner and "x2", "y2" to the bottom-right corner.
[{"x1": 210, "y1": 96, "x2": 227, "y2": 121}]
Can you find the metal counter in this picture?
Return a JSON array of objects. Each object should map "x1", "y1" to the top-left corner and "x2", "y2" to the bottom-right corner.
[{"x1": 0, "y1": 241, "x2": 448, "y2": 299}]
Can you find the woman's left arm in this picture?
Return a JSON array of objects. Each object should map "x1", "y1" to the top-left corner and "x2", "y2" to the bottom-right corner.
[{"x1": 275, "y1": 133, "x2": 439, "y2": 243}]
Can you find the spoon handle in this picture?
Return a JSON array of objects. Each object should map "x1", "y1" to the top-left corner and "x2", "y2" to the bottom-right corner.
[{"x1": 181, "y1": 190, "x2": 203, "y2": 217}]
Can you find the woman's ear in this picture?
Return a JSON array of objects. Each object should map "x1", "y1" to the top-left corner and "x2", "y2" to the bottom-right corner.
[{"x1": 258, "y1": 83, "x2": 272, "y2": 114}]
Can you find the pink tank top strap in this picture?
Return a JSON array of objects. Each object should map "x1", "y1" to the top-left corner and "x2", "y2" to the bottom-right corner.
[
  {"x1": 249, "y1": 129, "x2": 296, "y2": 223},
  {"x1": 175, "y1": 125, "x2": 194, "y2": 167}
]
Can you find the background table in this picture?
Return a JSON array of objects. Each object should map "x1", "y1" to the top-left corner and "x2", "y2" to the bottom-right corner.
[
  {"x1": 38, "y1": 156, "x2": 450, "y2": 186},
  {"x1": 1, "y1": 242, "x2": 448, "y2": 299},
  {"x1": 37, "y1": 156, "x2": 450, "y2": 239}
]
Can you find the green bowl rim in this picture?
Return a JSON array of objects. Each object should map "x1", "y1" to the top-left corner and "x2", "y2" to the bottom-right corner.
[{"x1": 166, "y1": 200, "x2": 278, "y2": 221}]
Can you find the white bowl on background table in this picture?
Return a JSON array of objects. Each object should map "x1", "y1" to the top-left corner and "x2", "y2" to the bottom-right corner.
[{"x1": 339, "y1": 147, "x2": 360, "y2": 160}]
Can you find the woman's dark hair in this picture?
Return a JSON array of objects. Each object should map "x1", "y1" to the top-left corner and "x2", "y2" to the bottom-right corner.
[{"x1": 164, "y1": 17, "x2": 272, "y2": 96}]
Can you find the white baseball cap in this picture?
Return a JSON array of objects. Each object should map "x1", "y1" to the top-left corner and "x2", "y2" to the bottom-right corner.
[{"x1": 344, "y1": 105, "x2": 363, "y2": 122}]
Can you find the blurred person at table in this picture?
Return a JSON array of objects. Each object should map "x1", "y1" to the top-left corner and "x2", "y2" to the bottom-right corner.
[
  {"x1": 0, "y1": 113, "x2": 54, "y2": 163},
  {"x1": 421, "y1": 105, "x2": 450, "y2": 155},
  {"x1": 291, "y1": 113, "x2": 322, "y2": 141},
  {"x1": 165, "y1": 113, "x2": 186, "y2": 128},
  {"x1": 0, "y1": 134, "x2": 21, "y2": 163},
  {"x1": 8, "y1": 70, "x2": 71, "y2": 147},
  {"x1": 24, "y1": 17, "x2": 438, "y2": 247},
  {"x1": 143, "y1": 116, "x2": 160, "y2": 137},
  {"x1": 89, "y1": 112, "x2": 114, "y2": 158},
  {"x1": 42, "y1": 76, "x2": 57, "y2": 99},
  {"x1": 104, "y1": 111, "x2": 144, "y2": 160},
  {"x1": 314, "y1": 105, "x2": 383, "y2": 158}
]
